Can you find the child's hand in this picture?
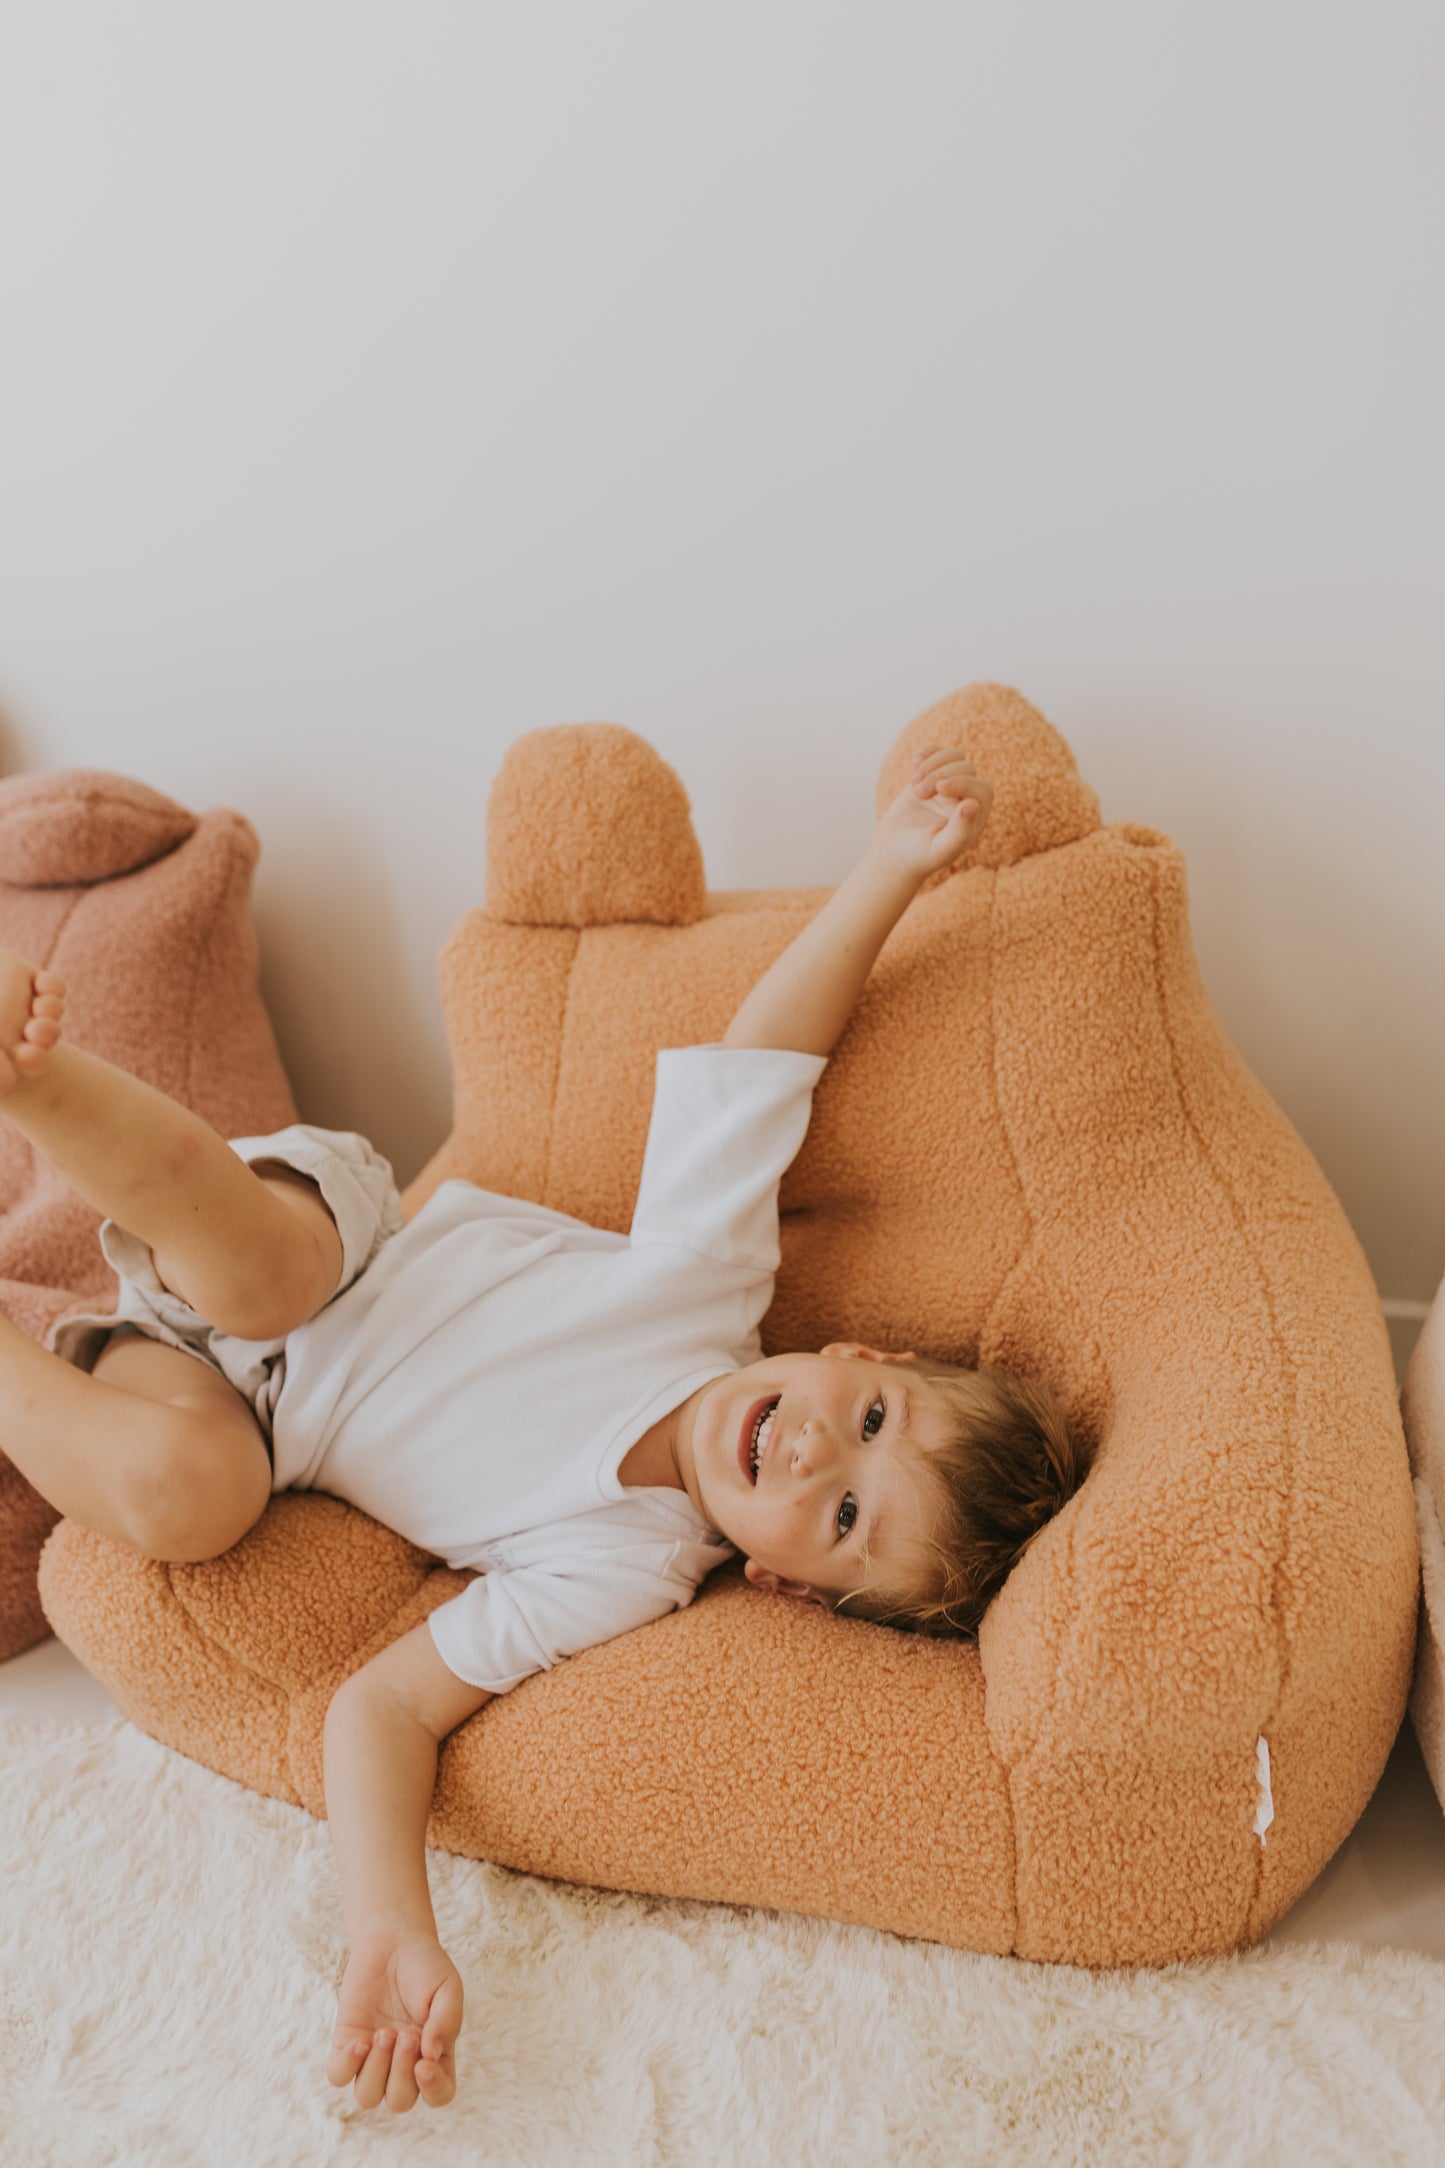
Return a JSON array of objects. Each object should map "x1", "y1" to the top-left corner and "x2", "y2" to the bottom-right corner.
[
  {"x1": 327, "y1": 1921, "x2": 465, "y2": 2113},
  {"x1": 873, "y1": 746, "x2": 993, "y2": 882}
]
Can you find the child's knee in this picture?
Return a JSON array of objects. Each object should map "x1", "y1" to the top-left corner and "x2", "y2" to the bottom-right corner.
[{"x1": 122, "y1": 1396, "x2": 271, "y2": 1563}]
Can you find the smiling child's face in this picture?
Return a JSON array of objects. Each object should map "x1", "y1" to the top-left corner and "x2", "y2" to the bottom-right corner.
[{"x1": 686, "y1": 1344, "x2": 954, "y2": 1609}]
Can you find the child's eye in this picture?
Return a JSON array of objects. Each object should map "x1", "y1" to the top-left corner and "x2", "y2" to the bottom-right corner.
[{"x1": 841, "y1": 1400, "x2": 884, "y2": 1538}]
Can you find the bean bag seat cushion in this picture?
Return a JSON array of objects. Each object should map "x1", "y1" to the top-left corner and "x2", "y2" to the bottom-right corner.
[
  {"x1": 1403, "y1": 1276, "x2": 1445, "y2": 1808},
  {"x1": 37, "y1": 685, "x2": 1417, "y2": 1967},
  {"x1": 0, "y1": 771, "x2": 297, "y2": 1657}
]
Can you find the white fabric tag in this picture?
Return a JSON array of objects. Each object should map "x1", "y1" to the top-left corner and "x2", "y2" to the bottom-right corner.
[{"x1": 1253, "y1": 1735, "x2": 1275, "y2": 1845}]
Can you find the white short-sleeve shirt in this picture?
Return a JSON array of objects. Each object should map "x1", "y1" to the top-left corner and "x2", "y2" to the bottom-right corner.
[{"x1": 270, "y1": 1045, "x2": 827, "y2": 1693}]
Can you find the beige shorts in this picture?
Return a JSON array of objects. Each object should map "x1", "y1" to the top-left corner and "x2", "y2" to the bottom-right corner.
[{"x1": 47, "y1": 1124, "x2": 406, "y2": 1461}]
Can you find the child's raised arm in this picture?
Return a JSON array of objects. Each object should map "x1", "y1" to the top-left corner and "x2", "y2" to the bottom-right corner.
[{"x1": 721, "y1": 746, "x2": 992, "y2": 1059}]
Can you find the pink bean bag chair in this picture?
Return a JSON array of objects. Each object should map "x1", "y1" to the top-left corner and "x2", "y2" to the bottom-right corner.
[
  {"x1": 35, "y1": 686, "x2": 1418, "y2": 1966},
  {"x1": 0, "y1": 771, "x2": 297, "y2": 1656}
]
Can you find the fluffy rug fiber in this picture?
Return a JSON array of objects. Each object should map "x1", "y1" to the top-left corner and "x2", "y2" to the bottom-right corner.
[{"x1": 4, "y1": 1718, "x2": 1445, "y2": 2167}]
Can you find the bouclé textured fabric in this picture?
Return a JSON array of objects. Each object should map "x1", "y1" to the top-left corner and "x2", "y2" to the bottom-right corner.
[{"x1": 36, "y1": 687, "x2": 1417, "y2": 1966}]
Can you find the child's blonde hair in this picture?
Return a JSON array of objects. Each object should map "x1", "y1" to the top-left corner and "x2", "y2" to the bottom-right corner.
[{"x1": 834, "y1": 1359, "x2": 1093, "y2": 1638}]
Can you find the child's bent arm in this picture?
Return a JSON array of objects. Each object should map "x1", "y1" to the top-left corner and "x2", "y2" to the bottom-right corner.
[
  {"x1": 323, "y1": 1622, "x2": 494, "y2": 2111},
  {"x1": 721, "y1": 852, "x2": 922, "y2": 1059},
  {"x1": 325, "y1": 1622, "x2": 493, "y2": 1936}
]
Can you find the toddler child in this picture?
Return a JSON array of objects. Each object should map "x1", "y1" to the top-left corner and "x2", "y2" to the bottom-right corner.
[{"x1": 0, "y1": 745, "x2": 1088, "y2": 2116}]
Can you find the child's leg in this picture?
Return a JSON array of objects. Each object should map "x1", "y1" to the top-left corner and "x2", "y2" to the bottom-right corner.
[
  {"x1": 0, "y1": 952, "x2": 343, "y2": 1341},
  {"x1": 0, "y1": 1318, "x2": 271, "y2": 1560}
]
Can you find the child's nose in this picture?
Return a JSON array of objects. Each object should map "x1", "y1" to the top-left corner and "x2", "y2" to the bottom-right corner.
[{"x1": 791, "y1": 1416, "x2": 841, "y2": 1474}]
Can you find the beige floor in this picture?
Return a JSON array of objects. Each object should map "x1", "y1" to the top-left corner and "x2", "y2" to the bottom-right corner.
[{"x1": 4, "y1": 1626, "x2": 1444, "y2": 1963}]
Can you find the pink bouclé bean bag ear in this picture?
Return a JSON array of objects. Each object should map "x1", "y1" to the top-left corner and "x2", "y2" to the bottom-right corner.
[
  {"x1": 36, "y1": 686, "x2": 1417, "y2": 1966},
  {"x1": 0, "y1": 772, "x2": 298, "y2": 1657}
]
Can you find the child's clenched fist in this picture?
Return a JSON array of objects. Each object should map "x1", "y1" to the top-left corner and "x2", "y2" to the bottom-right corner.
[
  {"x1": 872, "y1": 746, "x2": 993, "y2": 881},
  {"x1": 327, "y1": 1922, "x2": 464, "y2": 2114}
]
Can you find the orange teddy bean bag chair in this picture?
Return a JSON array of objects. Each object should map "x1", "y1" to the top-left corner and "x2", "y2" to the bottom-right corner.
[{"x1": 37, "y1": 685, "x2": 1417, "y2": 1967}]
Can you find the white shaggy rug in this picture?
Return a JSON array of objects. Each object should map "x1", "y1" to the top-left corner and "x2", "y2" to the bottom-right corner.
[{"x1": 4, "y1": 1718, "x2": 1445, "y2": 2168}]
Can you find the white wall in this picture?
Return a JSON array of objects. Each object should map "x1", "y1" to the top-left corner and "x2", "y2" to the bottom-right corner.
[{"x1": 1, "y1": 1, "x2": 1440, "y2": 1321}]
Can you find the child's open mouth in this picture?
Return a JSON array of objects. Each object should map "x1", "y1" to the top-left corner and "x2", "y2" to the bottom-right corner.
[{"x1": 737, "y1": 1395, "x2": 781, "y2": 1484}]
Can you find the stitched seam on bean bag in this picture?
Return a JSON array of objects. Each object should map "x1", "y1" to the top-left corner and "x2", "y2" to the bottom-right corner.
[
  {"x1": 541, "y1": 931, "x2": 582, "y2": 1208},
  {"x1": 156, "y1": 1561, "x2": 301, "y2": 1807},
  {"x1": 1143, "y1": 850, "x2": 1293, "y2": 1939},
  {"x1": 38, "y1": 887, "x2": 85, "y2": 975},
  {"x1": 975, "y1": 863, "x2": 1033, "y2": 1367},
  {"x1": 982, "y1": 850, "x2": 1108, "y2": 1951},
  {"x1": 980, "y1": 863, "x2": 1026, "y2": 1954}
]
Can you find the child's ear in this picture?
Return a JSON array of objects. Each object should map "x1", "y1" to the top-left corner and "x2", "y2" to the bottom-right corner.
[
  {"x1": 820, "y1": 1342, "x2": 918, "y2": 1365},
  {"x1": 743, "y1": 1558, "x2": 831, "y2": 1606}
]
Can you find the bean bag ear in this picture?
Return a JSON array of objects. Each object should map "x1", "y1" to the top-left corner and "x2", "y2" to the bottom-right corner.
[
  {"x1": 0, "y1": 770, "x2": 298, "y2": 1656},
  {"x1": 37, "y1": 687, "x2": 1416, "y2": 1967},
  {"x1": 876, "y1": 681, "x2": 1101, "y2": 875},
  {"x1": 485, "y1": 723, "x2": 706, "y2": 928}
]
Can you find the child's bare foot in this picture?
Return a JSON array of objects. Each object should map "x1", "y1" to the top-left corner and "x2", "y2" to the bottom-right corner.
[{"x1": 0, "y1": 952, "x2": 66, "y2": 1098}]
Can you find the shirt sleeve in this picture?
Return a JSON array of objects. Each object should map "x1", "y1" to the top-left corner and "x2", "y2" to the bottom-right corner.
[
  {"x1": 628, "y1": 1044, "x2": 827, "y2": 1273},
  {"x1": 427, "y1": 1553, "x2": 710, "y2": 1695}
]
